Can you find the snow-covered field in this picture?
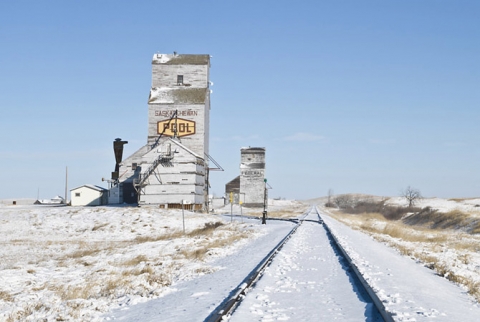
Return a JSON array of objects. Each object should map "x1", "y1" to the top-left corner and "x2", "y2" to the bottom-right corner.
[
  {"x1": 321, "y1": 196, "x2": 480, "y2": 308},
  {"x1": 2, "y1": 197, "x2": 480, "y2": 321},
  {"x1": 0, "y1": 205, "x2": 258, "y2": 321},
  {"x1": 321, "y1": 212, "x2": 480, "y2": 321},
  {"x1": 386, "y1": 196, "x2": 480, "y2": 216},
  {"x1": 0, "y1": 200, "x2": 305, "y2": 321}
]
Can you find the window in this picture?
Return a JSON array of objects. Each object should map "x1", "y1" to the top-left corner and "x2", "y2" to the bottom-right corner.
[
  {"x1": 177, "y1": 75, "x2": 184, "y2": 85},
  {"x1": 75, "y1": 193, "x2": 81, "y2": 197}
]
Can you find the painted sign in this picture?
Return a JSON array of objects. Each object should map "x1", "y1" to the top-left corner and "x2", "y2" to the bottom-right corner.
[
  {"x1": 155, "y1": 110, "x2": 198, "y2": 117},
  {"x1": 157, "y1": 118, "x2": 196, "y2": 137},
  {"x1": 241, "y1": 170, "x2": 263, "y2": 177}
]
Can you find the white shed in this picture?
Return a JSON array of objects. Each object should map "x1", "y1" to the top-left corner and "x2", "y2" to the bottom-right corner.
[{"x1": 70, "y1": 185, "x2": 108, "y2": 206}]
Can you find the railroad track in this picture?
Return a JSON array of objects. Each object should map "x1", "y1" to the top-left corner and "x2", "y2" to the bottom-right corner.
[{"x1": 205, "y1": 207, "x2": 394, "y2": 322}]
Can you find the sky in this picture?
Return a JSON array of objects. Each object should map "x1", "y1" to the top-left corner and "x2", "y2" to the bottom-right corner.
[{"x1": 1, "y1": 0, "x2": 479, "y2": 200}]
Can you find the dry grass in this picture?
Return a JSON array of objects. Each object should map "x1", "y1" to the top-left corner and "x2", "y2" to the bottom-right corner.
[
  {"x1": 180, "y1": 226, "x2": 250, "y2": 261},
  {"x1": 471, "y1": 221, "x2": 480, "y2": 234},
  {"x1": 339, "y1": 213, "x2": 450, "y2": 244},
  {"x1": 451, "y1": 239, "x2": 480, "y2": 252},
  {"x1": 0, "y1": 290, "x2": 13, "y2": 302},
  {"x1": 403, "y1": 209, "x2": 479, "y2": 233},
  {"x1": 121, "y1": 255, "x2": 149, "y2": 266},
  {"x1": 68, "y1": 248, "x2": 99, "y2": 259},
  {"x1": 188, "y1": 221, "x2": 224, "y2": 236},
  {"x1": 60, "y1": 283, "x2": 96, "y2": 301},
  {"x1": 0, "y1": 211, "x2": 256, "y2": 321},
  {"x1": 327, "y1": 208, "x2": 480, "y2": 303},
  {"x1": 92, "y1": 222, "x2": 109, "y2": 231},
  {"x1": 267, "y1": 210, "x2": 300, "y2": 219},
  {"x1": 6, "y1": 305, "x2": 35, "y2": 322},
  {"x1": 133, "y1": 222, "x2": 225, "y2": 244},
  {"x1": 5, "y1": 301, "x2": 49, "y2": 322},
  {"x1": 145, "y1": 269, "x2": 174, "y2": 287},
  {"x1": 125, "y1": 264, "x2": 153, "y2": 276},
  {"x1": 467, "y1": 281, "x2": 480, "y2": 300}
]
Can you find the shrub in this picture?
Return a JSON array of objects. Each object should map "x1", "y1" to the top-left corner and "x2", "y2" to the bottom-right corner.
[{"x1": 338, "y1": 199, "x2": 420, "y2": 221}]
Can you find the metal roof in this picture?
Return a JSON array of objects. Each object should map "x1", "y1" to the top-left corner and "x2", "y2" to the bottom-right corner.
[{"x1": 70, "y1": 184, "x2": 107, "y2": 192}]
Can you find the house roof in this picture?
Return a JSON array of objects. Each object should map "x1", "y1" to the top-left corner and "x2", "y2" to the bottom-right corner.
[{"x1": 70, "y1": 184, "x2": 107, "y2": 192}]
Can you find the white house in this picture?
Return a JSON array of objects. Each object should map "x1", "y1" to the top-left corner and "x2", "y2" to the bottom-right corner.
[{"x1": 70, "y1": 185, "x2": 108, "y2": 206}]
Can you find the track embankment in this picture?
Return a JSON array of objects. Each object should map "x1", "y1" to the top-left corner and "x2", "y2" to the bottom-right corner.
[{"x1": 208, "y1": 207, "x2": 390, "y2": 322}]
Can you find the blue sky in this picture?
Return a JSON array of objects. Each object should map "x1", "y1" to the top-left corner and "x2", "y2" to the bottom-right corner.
[{"x1": 1, "y1": 1, "x2": 479, "y2": 200}]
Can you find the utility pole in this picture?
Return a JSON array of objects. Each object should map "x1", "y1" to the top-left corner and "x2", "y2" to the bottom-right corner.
[
  {"x1": 262, "y1": 178, "x2": 267, "y2": 224},
  {"x1": 239, "y1": 192, "x2": 245, "y2": 223},
  {"x1": 230, "y1": 192, "x2": 233, "y2": 223},
  {"x1": 182, "y1": 200, "x2": 185, "y2": 234},
  {"x1": 65, "y1": 166, "x2": 68, "y2": 205}
]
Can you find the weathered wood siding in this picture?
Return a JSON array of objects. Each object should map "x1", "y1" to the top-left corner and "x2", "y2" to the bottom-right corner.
[
  {"x1": 239, "y1": 148, "x2": 266, "y2": 207},
  {"x1": 152, "y1": 65, "x2": 209, "y2": 88},
  {"x1": 112, "y1": 53, "x2": 210, "y2": 207},
  {"x1": 136, "y1": 139, "x2": 206, "y2": 205},
  {"x1": 147, "y1": 103, "x2": 209, "y2": 158}
]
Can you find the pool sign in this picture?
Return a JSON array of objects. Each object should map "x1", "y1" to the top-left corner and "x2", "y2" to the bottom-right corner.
[{"x1": 157, "y1": 118, "x2": 196, "y2": 137}]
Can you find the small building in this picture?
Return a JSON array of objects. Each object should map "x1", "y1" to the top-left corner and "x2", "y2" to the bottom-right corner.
[
  {"x1": 34, "y1": 195, "x2": 65, "y2": 205},
  {"x1": 70, "y1": 185, "x2": 108, "y2": 206}
]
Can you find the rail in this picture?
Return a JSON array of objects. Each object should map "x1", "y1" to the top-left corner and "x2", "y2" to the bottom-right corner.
[
  {"x1": 317, "y1": 206, "x2": 395, "y2": 322},
  {"x1": 205, "y1": 206, "x2": 395, "y2": 322},
  {"x1": 204, "y1": 210, "x2": 310, "y2": 322}
]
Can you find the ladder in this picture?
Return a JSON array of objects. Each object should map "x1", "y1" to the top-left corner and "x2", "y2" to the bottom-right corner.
[{"x1": 133, "y1": 152, "x2": 174, "y2": 192}]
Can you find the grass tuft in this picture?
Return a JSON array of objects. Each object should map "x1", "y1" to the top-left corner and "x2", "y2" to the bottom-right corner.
[
  {"x1": 0, "y1": 290, "x2": 13, "y2": 302},
  {"x1": 122, "y1": 255, "x2": 148, "y2": 266}
]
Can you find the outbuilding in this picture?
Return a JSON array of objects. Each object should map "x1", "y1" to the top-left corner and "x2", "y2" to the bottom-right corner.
[{"x1": 70, "y1": 184, "x2": 108, "y2": 206}]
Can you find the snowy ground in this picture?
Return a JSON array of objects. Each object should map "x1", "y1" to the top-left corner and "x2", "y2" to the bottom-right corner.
[
  {"x1": 321, "y1": 196, "x2": 480, "y2": 305},
  {"x1": 321, "y1": 211, "x2": 480, "y2": 321},
  {"x1": 0, "y1": 200, "x2": 305, "y2": 321},
  {"x1": 104, "y1": 216, "x2": 296, "y2": 322},
  {"x1": 2, "y1": 198, "x2": 480, "y2": 321},
  {"x1": 231, "y1": 210, "x2": 383, "y2": 322},
  {"x1": 386, "y1": 196, "x2": 480, "y2": 215},
  {"x1": 0, "y1": 205, "x2": 265, "y2": 321}
]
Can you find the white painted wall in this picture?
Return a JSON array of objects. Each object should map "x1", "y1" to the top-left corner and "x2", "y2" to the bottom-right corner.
[{"x1": 71, "y1": 187, "x2": 106, "y2": 206}]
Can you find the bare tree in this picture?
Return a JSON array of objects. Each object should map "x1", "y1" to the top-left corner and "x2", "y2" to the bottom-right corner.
[
  {"x1": 401, "y1": 186, "x2": 422, "y2": 208},
  {"x1": 325, "y1": 189, "x2": 335, "y2": 207}
]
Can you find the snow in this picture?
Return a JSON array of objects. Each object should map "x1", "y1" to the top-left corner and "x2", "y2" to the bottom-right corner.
[
  {"x1": 321, "y1": 210, "x2": 480, "y2": 321},
  {"x1": 387, "y1": 197, "x2": 480, "y2": 215},
  {"x1": 152, "y1": 54, "x2": 171, "y2": 64},
  {"x1": 1, "y1": 199, "x2": 480, "y2": 321},
  {"x1": 104, "y1": 217, "x2": 295, "y2": 321},
  {"x1": 0, "y1": 205, "x2": 267, "y2": 321},
  {"x1": 230, "y1": 211, "x2": 383, "y2": 321},
  {"x1": 148, "y1": 87, "x2": 175, "y2": 104}
]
